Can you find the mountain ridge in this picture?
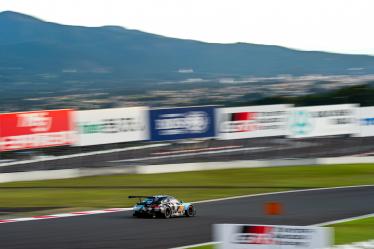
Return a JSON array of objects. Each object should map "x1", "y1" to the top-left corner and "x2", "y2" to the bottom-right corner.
[
  {"x1": 1, "y1": 11, "x2": 374, "y2": 83},
  {"x1": 1, "y1": 10, "x2": 372, "y2": 57}
]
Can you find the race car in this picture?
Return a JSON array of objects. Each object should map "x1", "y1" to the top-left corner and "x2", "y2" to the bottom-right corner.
[{"x1": 129, "y1": 195, "x2": 196, "y2": 218}]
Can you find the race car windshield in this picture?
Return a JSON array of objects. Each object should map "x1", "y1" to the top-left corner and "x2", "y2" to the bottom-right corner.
[{"x1": 153, "y1": 197, "x2": 167, "y2": 204}]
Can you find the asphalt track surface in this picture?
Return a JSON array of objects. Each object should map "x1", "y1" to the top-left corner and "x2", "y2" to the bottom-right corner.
[
  {"x1": 2, "y1": 137, "x2": 374, "y2": 173},
  {"x1": 1, "y1": 186, "x2": 374, "y2": 249}
]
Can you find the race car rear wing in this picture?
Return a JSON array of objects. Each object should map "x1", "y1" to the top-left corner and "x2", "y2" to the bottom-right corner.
[
  {"x1": 128, "y1": 195, "x2": 154, "y2": 203},
  {"x1": 128, "y1": 195, "x2": 153, "y2": 199}
]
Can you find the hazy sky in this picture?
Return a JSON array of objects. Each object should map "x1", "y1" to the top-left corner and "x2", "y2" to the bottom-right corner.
[{"x1": 1, "y1": 0, "x2": 374, "y2": 55}]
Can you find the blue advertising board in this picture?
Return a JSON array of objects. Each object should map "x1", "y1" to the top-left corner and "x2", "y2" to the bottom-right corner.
[{"x1": 150, "y1": 106, "x2": 216, "y2": 141}]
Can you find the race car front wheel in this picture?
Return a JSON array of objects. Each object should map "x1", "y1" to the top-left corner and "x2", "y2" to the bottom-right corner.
[
  {"x1": 185, "y1": 206, "x2": 196, "y2": 217},
  {"x1": 164, "y1": 208, "x2": 171, "y2": 219}
]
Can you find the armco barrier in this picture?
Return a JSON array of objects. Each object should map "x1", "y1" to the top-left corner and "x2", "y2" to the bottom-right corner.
[
  {"x1": 0, "y1": 143, "x2": 169, "y2": 168},
  {"x1": 0, "y1": 167, "x2": 137, "y2": 183},
  {"x1": 1, "y1": 156, "x2": 374, "y2": 183},
  {"x1": 132, "y1": 156, "x2": 374, "y2": 174},
  {"x1": 132, "y1": 159, "x2": 319, "y2": 174}
]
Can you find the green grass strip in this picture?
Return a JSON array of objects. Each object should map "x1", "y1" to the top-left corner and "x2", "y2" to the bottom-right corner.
[
  {"x1": 332, "y1": 216, "x2": 374, "y2": 244},
  {"x1": 0, "y1": 163, "x2": 373, "y2": 213}
]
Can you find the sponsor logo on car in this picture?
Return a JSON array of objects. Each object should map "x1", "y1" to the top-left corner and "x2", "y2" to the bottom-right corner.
[{"x1": 177, "y1": 205, "x2": 185, "y2": 213}]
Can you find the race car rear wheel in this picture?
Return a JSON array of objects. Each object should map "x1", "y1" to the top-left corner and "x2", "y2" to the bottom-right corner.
[
  {"x1": 185, "y1": 205, "x2": 196, "y2": 217},
  {"x1": 164, "y1": 208, "x2": 171, "y2": 219}
]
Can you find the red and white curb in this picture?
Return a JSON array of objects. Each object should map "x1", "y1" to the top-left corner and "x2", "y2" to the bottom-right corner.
[{"x1": 0, "y1": 208, "x2": 132, "y2": 224}]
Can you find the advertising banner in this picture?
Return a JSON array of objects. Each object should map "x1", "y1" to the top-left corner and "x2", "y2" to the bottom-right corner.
[
  {"x1": 287, "y1": 104, "x2": 358, "y2": 138},
  {"x1": 0, "y1": 109, "x2": 74, "y2": 151},
  {"x1": 214, "y1": 224, "x2": 332, "y2": 249},
  {"x1": 149, "y1": 106, "x2": 216, "y2": 141},
  {"x1": 75, "y1": 107, "x2": 149, "y2": 146},
  {"x1": 217, "y1": 105, "x2": 290, "y2": 139},
  {"x1": 356, "y1": 106, "x2": 374, "y2": 137}
]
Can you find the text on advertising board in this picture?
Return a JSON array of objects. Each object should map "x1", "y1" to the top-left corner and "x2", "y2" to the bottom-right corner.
[
  {"x1": 0, "y1": 109, "x2": 74, "y2": 151},
  {"x1": 288, "y1": 104, "x2": 357, "y2": 138},
  {"x1": 218, "y1": 105, "x2": 289, "y2": 139},
  {"x1": 232, "y1": 225, "x2": 315, "y2": 246},
  {"x1": 221, "y1": 111, "x2": 286, "y2": 133},
  {"x1": 362, "y1": 118, "x2": 374, "y2": 125},
  {"x1": 214, "y1": 224, "x2": 332, "y2": 249},
  {"x1": 79, "y1": 118, "x2": 145, "y2": 134},
  {"x1": 75, "y1": 107, "x2": 149, "y2": 146},
  {"x1": 356, "y1": 106, "x2": 374, "y2": 137},
  {"x1": 150, "y1": 106, "x2": 215, "y2": 141}
]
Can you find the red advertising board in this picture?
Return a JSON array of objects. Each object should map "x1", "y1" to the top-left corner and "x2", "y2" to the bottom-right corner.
[{"x1": 0, "y1": 109, "x2": 74, "y2": 151}]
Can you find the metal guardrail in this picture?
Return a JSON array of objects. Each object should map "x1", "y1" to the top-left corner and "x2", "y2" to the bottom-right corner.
[{"x1": 1, "y1": 156, "x2": 374, "y2": 183}]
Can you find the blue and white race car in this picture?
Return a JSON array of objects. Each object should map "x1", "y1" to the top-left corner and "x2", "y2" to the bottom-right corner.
[{"x1": 129, "y1": 195, "x2": 196, "y2": 218}]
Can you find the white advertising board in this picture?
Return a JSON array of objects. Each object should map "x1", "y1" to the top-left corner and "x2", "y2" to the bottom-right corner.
[
  {"x1": 356, "y1": 106, "x2": 374, "y2": 137},
  {"x1": 74, "y1": 107, "x2": 149, "y2": 146},
  {"x1": 287, "y1": 104, "x2": 358, "y2": 138},
  {"x1": 217, "y1": 105, "x2": 290, "y2": 139},
  {"x1": 214, "y1": 224, "x2": 333, "y2": 249}
]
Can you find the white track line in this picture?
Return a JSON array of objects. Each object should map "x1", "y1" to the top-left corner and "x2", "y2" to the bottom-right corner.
[
  {"x1": 0, "y1": 208, "x2": 132, "y2": 224},
  {"x1": 0, "y1": 143, "x2": 170, "y2": 168},
  {"x1": 171, "y1": 242, "x2": 219, "y2": 249},
  {"x1": 349, "y1": 151, "x2": 374, "y2": 157},
  {"x1": 192, "y1": 184, "x2": 374, "y2": 204},
  {"x1": 313, "y1": 213, "x2": 374, "y2": 226}
]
